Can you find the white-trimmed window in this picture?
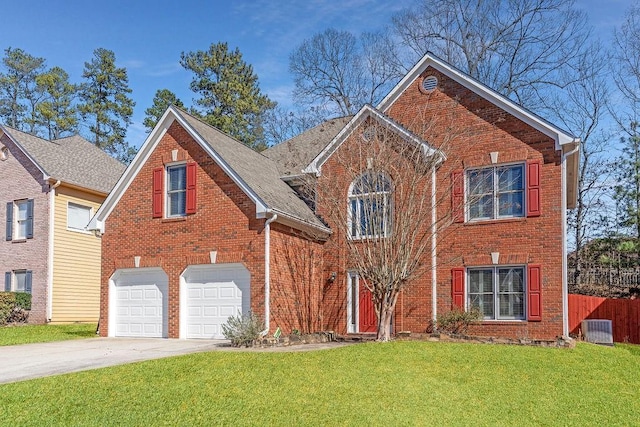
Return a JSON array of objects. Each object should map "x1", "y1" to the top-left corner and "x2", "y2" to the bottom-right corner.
[
  {"x1": 467, "y1": 164, "x2": 524, "y2": 221},
  {"x1": 4, "y1": 270, "x2": 32, "y2": 293},
  {"x1": 467, "y1": 266, "x2": 525, "y2": 320},
  {"x1": 348, "y1": 172, "x2": 392, "y2": 239},
  {"x1": 166, "y1": 164, "x2": 187, "y2": 217},
  {"x1": 67, "y1": 202, "x2": 92, "y2": 231},
  {"x1": 6, "y1": 199, "x2": 34, "y2": 241}
]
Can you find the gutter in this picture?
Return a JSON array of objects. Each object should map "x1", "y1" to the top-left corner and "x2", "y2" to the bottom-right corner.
[
  {"x1": 47, "y1": 179, "x2": 61, "y2": 321},
  {"x1": 431, "y1": 168, "x2": 438, "y2": 322},
  {"x1": 261, "y1": 213, "x2": 278, "y2": 336},
  {"x1": 561, "y1": 140, "x2": 580, "y2": 337}
]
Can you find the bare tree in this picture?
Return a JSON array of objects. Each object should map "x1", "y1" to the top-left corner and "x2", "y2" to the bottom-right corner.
[
  {"x1": 543, "y1": 41, "x2": 615, "y2": 283},
  {"x1": 391, "y1": 0, "x2": 591, "y2": 112},
  {"x1": 289, "y1": 28, "x2": 401, "y2": 117},
  {"x1": 309, "y1": 101, "x2": 464, "y2": 341},
  {"x1": 262, "y1": 105, "x2": 329, "y2": 146},
  {"x1": 612, "y1": 3, "x2": 640, "y2": 134}
]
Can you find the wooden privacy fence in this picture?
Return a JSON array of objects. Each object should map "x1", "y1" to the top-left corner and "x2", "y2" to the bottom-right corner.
[{"x1": 568, "y1": 294, "x2": 640, "y2": 344}]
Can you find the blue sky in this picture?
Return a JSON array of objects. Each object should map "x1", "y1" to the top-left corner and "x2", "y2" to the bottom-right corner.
[{"x1": 1, "y1": 0, "x2": 632, "y2": 145}]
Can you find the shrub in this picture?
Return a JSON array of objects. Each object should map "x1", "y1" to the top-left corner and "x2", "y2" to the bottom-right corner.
[
  {"x1": 434, "y1": 307, "x2": 481, "y2": 335},
  {"x1": 0, "y1": 292, "x2": 30, "y2": 325},
  {"x1": 14, "y1": 292, "x2": 31, "y2": 310},
  {"x1": 222, "y1": 311, "x2": 264, "y2": 347},
  {"x1": 0, "y1": 293, "x2": 17, "y2": 326}
]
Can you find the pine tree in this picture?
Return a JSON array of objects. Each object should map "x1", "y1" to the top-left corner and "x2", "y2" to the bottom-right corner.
[
  {"x1": 35, "y1": 66, "x2": 78, "y2": 139},
  {"x1": 0, "y1": 47, "x2": 46, "y2": 131},
  {"x1": 180, "y1": 42, "x2": 275, "y2": 150},
  {"x1": 614, "y1": 122, "x2": 640, "y2": 239},
  {"x1": 78, "y1": 48, "x2": 135, "y2": 162},
  {"x1": 143, "y1": 89, "x2": 184, "y2": 132}
]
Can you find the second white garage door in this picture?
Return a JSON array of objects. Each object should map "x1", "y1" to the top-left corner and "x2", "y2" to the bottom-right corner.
[{"x1": 181, "y1": 264, "x2": 251, "y2": 339}]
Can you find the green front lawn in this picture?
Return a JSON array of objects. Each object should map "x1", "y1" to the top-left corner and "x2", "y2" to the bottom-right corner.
[
  {"x1": 1, "y1": 341, "x2": 638, "y2": 426},
  {"x1": 0, "y1": 323, "x2": 96, "y2": 346}
]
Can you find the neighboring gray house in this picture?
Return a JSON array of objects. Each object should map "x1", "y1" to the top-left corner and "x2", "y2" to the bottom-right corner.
[{"x1": 0, "y1": 126, "x2": 124, "y2": 323}]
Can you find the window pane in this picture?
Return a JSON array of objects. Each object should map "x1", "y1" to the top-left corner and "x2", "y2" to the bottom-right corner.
[
  {"x1": 350, "y1": 199, "x2": 357, "y2": 237},
  {"x1": 497, "y1": 166, "x2": 523, "y2": 192},
  {"x1": 499, "y1": 268, "x2": 524, "y2": 292},
  {"x1": 498, "y1": 268, "x2": 525, "y2": 319},
  {"x1": 349, "y1": 173, "x2": 391, "y2": 238},
  {"x1": 469, "y1": 270, "x2": 493, "y2": 293},
  {"x1": 498, "y1": 191, "x2": 523, "y2": 217},
  {"x1": 17, "y1": 202, "x2": 28, "y2": 220},
  {"x1": 169, "y1": 192, "x2": 186, "y2": 216},
  {"x1": 68, "y1": 203, "x2": 91, "y2": 230},
  {"x1": 168, "y1": 166, "x2": 186, "y2": 191},
  {"x1": 469, "y1": 294, "x2": 494, "y2": 319},
  {"x1": 469, "y1": 195, "x2": 493, "y2": 220},
  {"x1": 468, "y1": 169, "x2": 493, "y2": 195},
  {"x1": 14, "y1": 272, "x2": 26, "y2": 292},
  {"x1": 499, "y1": 294, "x2": 524, "y2": 318}
]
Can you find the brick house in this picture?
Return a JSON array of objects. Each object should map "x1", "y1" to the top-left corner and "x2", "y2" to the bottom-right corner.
[
  {"x1": 90, "y1": 53, "x2": 578, "y2": 340},
  {"x1": 0, "y1": 126, "x2": 124, "y2": 323}
]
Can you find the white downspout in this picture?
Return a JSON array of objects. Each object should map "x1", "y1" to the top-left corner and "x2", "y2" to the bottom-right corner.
[
  {"x1": 47, "y1": 180, "x2": 61, "y2": 322},
  {"x1": 261, "y1": 213, "x2": 278, "y2": 336},
  {"x1": 431, "y1": 168, "x2": 438, "y2": 322},
  {"x1": 561, "y1": 142, "x2": 580, "y2": 338}
]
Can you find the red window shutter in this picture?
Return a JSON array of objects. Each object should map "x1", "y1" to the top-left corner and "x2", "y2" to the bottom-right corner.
[
  {"x1": 451, "y1": 170, "x2": 464, "y2": 223},
  {"x1": 186, "y1": 162, "x2": 197, "y2": 214},
  {"x1": 526, "y1": 160, "x2": 541, "y2": 217},
  {"x1": 152, "y1": 167, "x2": 163, "y2": 218},
  {"x1": 527, "y1": 264, "x2": 542, "y2": 321},
  {"x1": 451, "y1": 267, "x2": 465, "y2": 309}
]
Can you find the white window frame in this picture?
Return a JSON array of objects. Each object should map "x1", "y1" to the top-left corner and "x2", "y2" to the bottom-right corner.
[
  {"x1": 347, "y1": 172, "x2": 392, "y2": 239},
  {"x1": 67, "y1": 202, "x2": 92, "y2": 232},
  {"x1": 13, "y1": 200, "x2": 29, "y2": 240},
  {"x1": 347, "y1": 272, "x2": 359, "y2": 333},
  {"x1": 12, "y1": 270, "x2": 28, "y2": 293},
  {"x1": 466, "y1": 163, "x2": 525, "y2": 221},
  {"x1": 166, "y1": 163, "x2": 187, "y2": 218},
  {"x1": 467, "y1": 266, "x2": 526, "y2": 321}
]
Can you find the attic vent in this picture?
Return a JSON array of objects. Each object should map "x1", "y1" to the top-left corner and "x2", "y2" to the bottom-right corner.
[
  {"x1": 581, "y1": 319, "x2": 613, "y2": 346},
  {"x1": 362, "y1": 126, "x2": 376, "y2": 142},
  {"x1": 422, "y1": 76, "x2": 438, "y2": 92}
]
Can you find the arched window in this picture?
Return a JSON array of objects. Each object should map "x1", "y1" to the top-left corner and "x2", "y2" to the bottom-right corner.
[{"x1": 348, "y1": 172, "x2": 392, "y2": 239}]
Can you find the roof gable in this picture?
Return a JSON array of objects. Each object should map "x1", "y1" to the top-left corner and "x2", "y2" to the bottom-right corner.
[
  {"x1": 89, "y1": 106, "x2": 329, "y2": 234},
  {"x1": 263, "y1": 116, "x2": 352, "y2": 178},
  {"x1": 304, "y1": 105, "x2": 442, "y2": 175},
  {"x1": 377, "y1": 52, "x2": 578, "y2": 150},
  {"x1": 0, "y1": 126, "x2": 125, "y2": 194}
]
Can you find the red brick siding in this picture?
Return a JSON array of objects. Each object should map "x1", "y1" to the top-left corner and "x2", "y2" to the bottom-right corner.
[
  {"x1": 319, "y1": 70, "x2": 564, "y2": 340},
  {"x1": 269, "y1": 223, "x2": 325, "y2": 334},
  {"x1": 100, "y1": 122, "x2": 266, "y2": 338}
]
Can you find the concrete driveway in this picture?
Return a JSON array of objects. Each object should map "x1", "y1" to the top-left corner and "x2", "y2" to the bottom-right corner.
[{"x1": 0, "y1": 337, "x2": 227, "y2": 384}]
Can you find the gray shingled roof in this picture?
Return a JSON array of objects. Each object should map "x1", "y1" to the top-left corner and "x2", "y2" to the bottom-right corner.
[
  {"x1": 174, "y1": 109, "x2": 329, "y2": 231},
  {"x1": 262, "y1": 116, "x2": 352, "y2": 177},
  {"x1": 2, "y1": 126, "x2": 125, "y2": 194}
]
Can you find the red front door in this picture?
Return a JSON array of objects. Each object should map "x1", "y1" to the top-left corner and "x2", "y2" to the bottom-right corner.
[{"x1": 359, "y1": 282, "x2": 377, "y2": 333}]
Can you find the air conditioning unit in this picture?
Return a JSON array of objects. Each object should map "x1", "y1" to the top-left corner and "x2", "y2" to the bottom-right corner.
[{"x1": 581, "y1": 319, "x2": 614, "y2": 346}]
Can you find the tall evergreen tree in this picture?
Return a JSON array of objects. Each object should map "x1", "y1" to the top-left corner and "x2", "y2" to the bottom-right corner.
[
  {"x1": 143, "y1": 88, "x2": 184, "y2": 132},
  {"x1": 614, "y1": 122, "x2": 640, "y2": 239},
  {"x1": 180, "y1": 42, "x2": 275, "y2": 150},
  {"x1": 35, "y1": 66, "x2": 78, "y2": 139},
  {"x1": 0, "y1": 47, "x2": 46, "y2": 131},
  {"x1": 78, "y1": 48, "x2": 135, "y2": 162}
]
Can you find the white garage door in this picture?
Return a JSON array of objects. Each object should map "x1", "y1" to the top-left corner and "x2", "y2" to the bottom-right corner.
[
  {"x1": 182, "y1": 264, "x2": 250, "y2": 339},
  {"x1": 111, "y1": 268, "x2": 168, "y2": 338}
]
